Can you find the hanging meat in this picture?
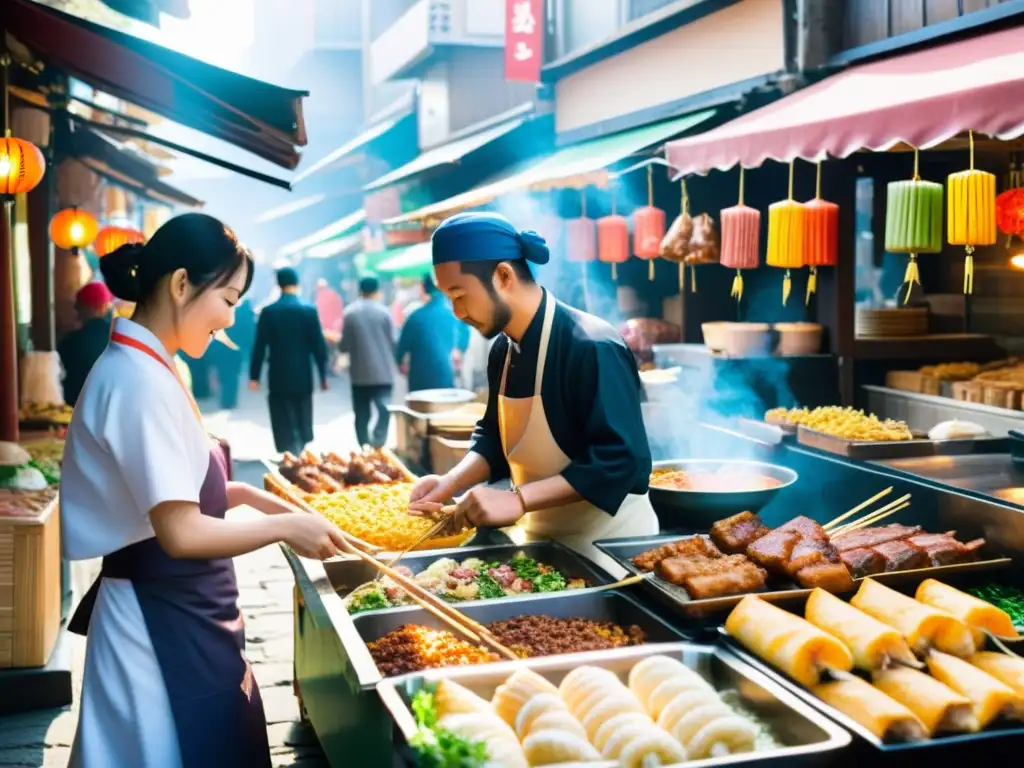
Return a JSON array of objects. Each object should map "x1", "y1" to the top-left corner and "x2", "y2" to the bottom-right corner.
[
  {"x1": 685, "y1": 213, "x2": 721, "y2": 264},
  {"x1": 659, "y1": 210, "x2": 693, "y2": 262}
]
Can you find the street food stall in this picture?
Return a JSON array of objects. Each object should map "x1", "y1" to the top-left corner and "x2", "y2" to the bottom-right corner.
[{"x1": 269, "y1": 432, "x2": 1024, "y2": 767}]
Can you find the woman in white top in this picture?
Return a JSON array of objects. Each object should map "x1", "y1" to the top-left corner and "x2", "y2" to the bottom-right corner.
[{"x1": 60, "y1": 213, "x2": 347, "y2": 768}]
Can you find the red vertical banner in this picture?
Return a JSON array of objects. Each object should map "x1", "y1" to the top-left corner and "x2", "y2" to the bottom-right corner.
[{"x1": 505, "y1": 0, "x2": 544, "y2": 82}]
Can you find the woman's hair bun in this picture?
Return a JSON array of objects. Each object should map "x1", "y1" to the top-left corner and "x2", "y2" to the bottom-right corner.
[
  {"x1": 517, "y1": 229, "x2": 550, "y2": 265},
  {"x1": 99, "y1": 242, "x2": 146, "y2": 302}
]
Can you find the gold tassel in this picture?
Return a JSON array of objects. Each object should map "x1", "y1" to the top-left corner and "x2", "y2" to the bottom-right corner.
[
  {"x1": 964, "y1": 246, "x2": 975, "y2": 294},
  {"x1": 648, "y1": 259, "x2": 655, "y2": 281},
  {"x1": 690, "y1": 265, "x2": 697, "y2": 293},
  {"x1": 612, "y1": 262, "x2": 618, "y2": 281},
  {"x1": 782, "y1": 269, "x2": 792, "y2": 306},
  {"x1": 805, "y1": 266, "x2": 817, "y2": 306},
  {"x1": 731, "y1": 269, "x2": 744, "y2": 302},
  {"x1": 904, "y1": 254, "x2": 920, "y2": 287}
]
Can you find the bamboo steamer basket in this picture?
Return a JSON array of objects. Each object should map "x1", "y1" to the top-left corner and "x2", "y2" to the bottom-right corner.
[{"x1": 0, "y1": 496, "x2": 61, "y2": 668}]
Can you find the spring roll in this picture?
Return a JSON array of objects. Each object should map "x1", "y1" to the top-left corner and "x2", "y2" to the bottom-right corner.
[
  {"x1": 916, "y1": 579, "x2": 1021, "y2": 647},
  {"x1": 812, "y1": 676, "x2": 926, "y2": 742},
  {"x1": 872, "y1": 666, "x2": 978, "y2": 735},
  {"x1": 927, "y1": 650, "x2": 1024, "y2": 728},
  {"x1": 850, "y1": 579, "x2": 975, "y2": 658},
  {"x1": 725, "y1": 595, "x2": 854, "y2": 687},
  {"x1": 805, "y1": 588, "x2": 918, "y2": 671},
  {"x1": 970, "y1": 651, "x2": 1024, "y2": 696}
]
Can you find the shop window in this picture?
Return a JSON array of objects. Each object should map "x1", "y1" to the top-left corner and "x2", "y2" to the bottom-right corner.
[{"x1": 854, "y1": 177, "x2": 881, "y2": 307}]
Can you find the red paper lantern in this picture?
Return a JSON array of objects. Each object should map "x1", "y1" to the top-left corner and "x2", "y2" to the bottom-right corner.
[
  {"x1": 565, "y1": 217, "x2": 596, "y2": 263},
  {"x1": 598, "y1": 215, "x2": 629, "y2": 264},
  {"x1": 633, "y1": 206, "x2": 665, "y2": 259},
  {"x1": 0, "y1": 136, "x2": 46, "y2": 198},
  {"x1": 803, "y1": 198, "x2": 839, "y2": 267},
  {"x1": 50, "y1": 207, "x2": 99, "y2": 253},
  {"x1": 95, "y1": 226, "x2": 145, "y2": 257},
  {"x1": 996, "y1": 188, "x2": 1024, "y2": 237}
]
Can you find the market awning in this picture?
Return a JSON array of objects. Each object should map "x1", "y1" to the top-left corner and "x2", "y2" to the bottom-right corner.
[
  {"x1": 665, "y1": 26, "x2": 1024, "y2": 175},
  {"x1": 373, "y1": 242, "x2": 432, "y2": 278},
  {"x1": 293, "y1": 111, "x2": 414, "y2": 184},
  {"x1": 276, "y1": 209, "x2": 366, "y2": 259},
  {"x1": 60, "y1": 119, "x2": 203, "y2": 208},
  {"x1": 3, "y1": 0, "x2": 308, "y2": 169},
  {"x1": 307, "y1": 233, "x2": 362, "y2": 260},
  {"x1": 385, "y1": 110, "x2": 716, "y2": 225},
  {"x1": 364, "y1": 117, "x2": 528, "y2": 192}
]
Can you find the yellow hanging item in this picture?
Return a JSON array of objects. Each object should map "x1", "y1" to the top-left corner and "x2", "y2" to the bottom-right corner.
[
  {"x1": 731, "y1": 269, "x2": 744, "y2": 302},
  {"x1": 948, "y1": 131, "x2": 997, "y2": 295},
  {"x1": 805, "y1": 266, "x2": 817, "y2": 306},
  {"x1": 766, "y1": 161, "x2": 806, "y2": 306},
  {"x1": 782, "y1": 269, "x2": 792, "y2": 306}
]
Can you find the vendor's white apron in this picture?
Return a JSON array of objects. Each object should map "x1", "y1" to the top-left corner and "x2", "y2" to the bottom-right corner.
[{"x1": 499, "y1": 294, "x2": 659, "y2": 578}]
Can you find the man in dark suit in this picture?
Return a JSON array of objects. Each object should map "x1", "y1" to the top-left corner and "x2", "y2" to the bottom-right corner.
[{"x1": 249, "y1": 267, "x2": 329, "y2": 457}]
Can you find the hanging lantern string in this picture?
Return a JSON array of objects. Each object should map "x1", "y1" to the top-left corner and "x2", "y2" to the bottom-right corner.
[
  {"x1": 580, "y1": 189, "x2": 586, "y2": 218},
  {"x1": 969, "y1": 129, "x2": 975, "y2": 171},
  {"x1": 732, "y1": 166, "x2": 745, "y2": 305},
  {"x1": 738, "y1": 166, "x2": 745, "y2": 206},
  {"x1": 680, "y1": 178, "x2": 689, "y2": 215},
  {"x1": 965, "y1": 130, "x2": 976, "y2": 295},
  {"x1": 913, "y1": 146, "x2": 920, "y2": 181},
  {"x1": 787, "y1": 160, "x2": 795, "y2": 201},
  {"x1": 806, "y1": 160, "x2": 824, "y2": 306},
  {"x1": 815, "y1": 159, "x2": 822, "y2": 200},
  {"x1": 647, "y1": 164, "x2": 654, "y2": 206},
  {"x1": 904, "y1": 146, "x2": 921, "y2": 302}
]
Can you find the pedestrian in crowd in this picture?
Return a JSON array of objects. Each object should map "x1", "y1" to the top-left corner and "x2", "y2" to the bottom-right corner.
[
  {"x1": 314, "y1": 278, "x2": 345, "y2": 375},
  {"x1": 210, "y1": 298, "x2": 256, "y2": 410},
  {"x1": 57, "y1": 281, "x2": 115, "y2": 406},
  {"x1": 339, "y1": 276, "x2": 395, "y2": 448},
  {"x1": 249, "y1": 267, "x2": 329, "y2": 457},
  {"x1": 395, "y1": 274, "x2": 470, "y2": 393},
  {"x1": 60, "y1": 212, "x2": 346, "y2": 767}
]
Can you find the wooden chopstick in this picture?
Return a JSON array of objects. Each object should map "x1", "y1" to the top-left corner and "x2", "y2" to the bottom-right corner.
[
  {"x1": 831, "y1": 494, "x2": 911, "y2": 536},
  {"x1": 337, "y1": 538, "x2": 519, "y2": 660},
  {"x1": 823, "y1": 487, "x2": 893, "y2": 532},
  {"x1": 381, "y1": 508, "x2": 456, "y2": 572},
  {"x1": 588, "y1": 573, "x2": 651, "y2": 593}
]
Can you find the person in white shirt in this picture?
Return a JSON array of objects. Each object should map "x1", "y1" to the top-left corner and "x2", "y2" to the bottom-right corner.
[{"x1": 60, "y1": 213, "x2": 346, "y2": 768}]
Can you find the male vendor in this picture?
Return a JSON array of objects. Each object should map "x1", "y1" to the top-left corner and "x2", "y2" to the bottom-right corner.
[{"x1": 409, "y1": 212, "x2": 658, "y2": 575}]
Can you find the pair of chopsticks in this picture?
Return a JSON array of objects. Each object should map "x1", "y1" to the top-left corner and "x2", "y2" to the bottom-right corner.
[
  {"x1": 822, "y1": 487, "x2": 911, "y2": 536},
  {"x1": 379, "y1": 505, "x2": 458, "y2": 575}
]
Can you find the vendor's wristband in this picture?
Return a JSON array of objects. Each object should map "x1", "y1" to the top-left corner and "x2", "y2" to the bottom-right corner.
[{"x1": 512, "y1": 485, "x2": 529, "y2": 514}]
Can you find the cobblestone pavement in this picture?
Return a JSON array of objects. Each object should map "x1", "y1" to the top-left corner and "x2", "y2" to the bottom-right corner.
[{"x1": 0, "y1": 378, "x2": 383, "y2": 767}]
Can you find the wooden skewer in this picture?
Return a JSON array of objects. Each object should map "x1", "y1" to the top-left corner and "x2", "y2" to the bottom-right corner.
[
  {"x1": 589, "y1": 573, "x2": 652, "y2": 593},
  {"x1": 337, "y1": 538, "x2": 519, "y2": 661},
  {"x1": 823, "y1": 487, "x2": 894, "y2": 532},
  {"x1": 832, "y1": 495, "x2": 911, "y2": 536}
]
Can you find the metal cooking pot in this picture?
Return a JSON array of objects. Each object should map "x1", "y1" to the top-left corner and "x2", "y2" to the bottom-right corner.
[
  {"x1": 649, "y1": 458, "x2": 798, "y2": 529},
  {"x1": 404, "y1": 388, "x2": 477, "y2": 414}
]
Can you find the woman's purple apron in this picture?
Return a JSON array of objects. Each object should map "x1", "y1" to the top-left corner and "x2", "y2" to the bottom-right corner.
[{"x1": 69, "y1": 444, "x2": 271, "y2": 767}]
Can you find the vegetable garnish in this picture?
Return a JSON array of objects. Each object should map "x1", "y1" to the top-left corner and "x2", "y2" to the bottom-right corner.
[
  {"x1": 409, "y1": 688, "x2": 488, "y2": 768},
  {"x1": 969, "y1": 582, "x2": 1024, "y2": 630}
]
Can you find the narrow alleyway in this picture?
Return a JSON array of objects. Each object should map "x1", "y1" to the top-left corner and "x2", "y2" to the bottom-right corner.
[{"x1": 0, "y1": 381, "x2": 369, "y2": 767}]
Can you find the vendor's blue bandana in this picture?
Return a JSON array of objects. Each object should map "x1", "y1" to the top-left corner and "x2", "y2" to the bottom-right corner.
[{"x1": 431, "y1": 212, "x2": 550, "y2": 267}]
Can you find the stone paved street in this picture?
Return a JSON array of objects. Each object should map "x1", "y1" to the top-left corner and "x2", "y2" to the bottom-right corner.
[{"x1": 0, "y1": 380, "x2": 374, "y2": 767}]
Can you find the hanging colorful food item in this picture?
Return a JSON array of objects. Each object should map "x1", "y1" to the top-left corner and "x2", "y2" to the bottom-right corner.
[
  {"x1": 660, "y1": 178, "x2": 693, "y2": 292},
  {"x1": 996, "y1": 187, "x2": 1024, "y2": 246},
  {"x1": 948, "y1": 131, "x2": 997, "y2": 295},
  {"x1": 565, "y1": 192, "x2": 596, "y2": 264},
  {"x1": 803, "y1": 161, "x2": 839, "y2": 305},
  {"x1": 684, "y1": 213, "x2": 720, "y2": 293},
  {"x1": 598, "y1": 187, "x2": 630, "y2": 281},
  {"x1": 766, "y1": 161, "x2": 806, "y2": 305},
  {"x1": 884, "y1": 148, "x2": 943, "y2": 304},
  {"x1": 720, "y1": 167, "x2": 760, "y2": 303},
  {"x1": 634, "y1": 165, "x2": 666, "y2": 280}
]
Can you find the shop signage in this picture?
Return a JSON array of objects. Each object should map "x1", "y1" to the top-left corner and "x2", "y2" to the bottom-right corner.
[{"x1": 505, "y1": 0, "x2": 543, "y2": 82}]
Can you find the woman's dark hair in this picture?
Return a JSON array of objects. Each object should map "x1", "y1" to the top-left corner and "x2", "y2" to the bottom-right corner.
[
  {"x1": 459, "y1": 258, "x2": 534, "y2": 292},
  {"x1": 100, "y1": 213, "x2": 254, "y2": 304}
]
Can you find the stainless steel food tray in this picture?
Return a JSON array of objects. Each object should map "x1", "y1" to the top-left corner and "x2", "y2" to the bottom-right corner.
[
  {"x1": 378, "y1": 641, "x2": 852, "y2": 768},
  {"x1": 327, "y1": 541, "x2": 615, "y2": 611},
  {"x1": 596, "y1": 533, "x2": 1012, "y2": 618},
  {"x1": 797, "y1": 425, "x2": 1008, "y2": 460},
  {"x1": 352, "y1": 590, "x2": 688, "y2": 678},
  {"x1": 722, "y1": 632, "x2": 1024, "y2": 756}
]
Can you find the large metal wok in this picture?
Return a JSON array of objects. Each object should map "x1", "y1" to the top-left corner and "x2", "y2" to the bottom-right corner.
[{"x1": 648, "y1": 458, "x2": 798, "y2": 529}]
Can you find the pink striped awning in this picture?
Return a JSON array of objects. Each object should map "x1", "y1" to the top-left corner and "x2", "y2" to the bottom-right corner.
[{"x1": 666, "y1": 26, "x2": 1024, "y2": 176}]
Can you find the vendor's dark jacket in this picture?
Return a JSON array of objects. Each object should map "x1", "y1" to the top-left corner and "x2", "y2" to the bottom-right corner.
[
  {"x1": 250, "y1": 294, "x2": 328, "y2": 395},
  {"x1": 58, "y1": 317, "x2": 111, "y2": 406}
]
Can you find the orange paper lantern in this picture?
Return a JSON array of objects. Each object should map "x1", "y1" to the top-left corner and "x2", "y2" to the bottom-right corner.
[
  {"x1": 50, "y1": 207, "x2": 99, "y2": 253},
  {"x1": 0, "y1": 136, "x2": 46, "y2": 198},
  {"x1": 95, "y1": 226, "x2": 145, "y2": 257},
  {"x1": 633, "y1": 206, "x2": 665, "y2": 259},
  {"x1": 598, "y1": 215, "x2": 629, "y2": 261},
  {"x1": 565, "y1": 217, "x2": 597, "y2": 263}
]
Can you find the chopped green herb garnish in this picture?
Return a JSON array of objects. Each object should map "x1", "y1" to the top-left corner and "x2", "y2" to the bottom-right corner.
[
  {"x1": 476, "y1": 573, "x2": 505, "y2": 600},
  {"x1": 533, "y1": 571, "x2": 567, "y2": 592},
  {"x1": 969, "y1": 582, "x2": 1024, "y2": 628},
  {"x1": 409, "y1": 689, "x2": 488, "y2": 767}
]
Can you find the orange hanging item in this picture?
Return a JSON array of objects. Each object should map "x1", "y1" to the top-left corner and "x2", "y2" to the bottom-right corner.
[
  {"x1": 948, "y1": 131, "x2": 997, "y2": 294},
  {"x1": 95, "y1": 226, "x2": 146, "y2": 258},
  {"x1": 720, "y1": 167, "x2": 760, "y2": 303},
  {"x1": 633, "y1": 165, "x2": 666, "y2": 280},
  {"x1": 50, "y1": 207, "x2": 100, "y2": 253},
  {"x1": 565, "y1": 191, "x2": 597, "y2": 263},
  {"x1": 597, "y1": 187, "x2": 629, "y2": 281},
  {"x1": 0, "y1": 135, "x2": 46, "y2": 198},
  {"x1": 803, "y1": 161, "x2": 839, "y2": 304},
  {"x1": 766, "y1": 161, "x2": 806, "y2": 305}
]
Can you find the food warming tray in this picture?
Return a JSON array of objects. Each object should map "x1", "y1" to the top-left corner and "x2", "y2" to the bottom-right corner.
[
  {"x1": 797, "y1": 425, "x2": 1008, "y2": 460},
  {"x1": 722, "y1": 633, "x2": 1024, "y2": 758},
  {"x1": 377, "y1": 641, "x2": 853, "y2": 768},
  {"x1": 351, "y1": 590, "x2": 688, "y2": 682},
  {"x1": 595, "y1": 533, "x2": 1012, "y2": 618},
  {"x1": 326, "y1": 541, "x2": 616, "y2": 607}
]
